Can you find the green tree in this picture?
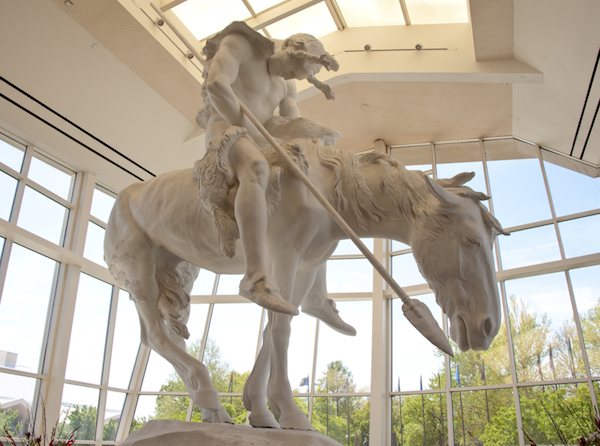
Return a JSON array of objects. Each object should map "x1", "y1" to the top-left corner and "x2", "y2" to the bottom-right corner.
[
  {"x1": 0, "y1": 407, "x2": 24, "y2": 436},
  {"x1": 65, "y1": 405, "x2": 96, "y2": 441},
  {"x1": 134, "y1": 338, "x2": 252, "y2": 429},
  {"x1": 312, "y1": 361, "x2": 370, "y2": 446}
]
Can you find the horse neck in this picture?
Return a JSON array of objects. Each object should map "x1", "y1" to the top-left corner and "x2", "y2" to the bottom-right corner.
[{"x1": 315, "y1": 147, "x2": 430, "y2": 244}]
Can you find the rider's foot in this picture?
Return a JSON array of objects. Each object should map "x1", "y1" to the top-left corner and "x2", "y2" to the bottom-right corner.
[
  {"x1": 240, "y1": 275, "x2": 298, "y2": 315},
  {"x1": 301, "y1": 298, "x2": 356, "y2": 336}
]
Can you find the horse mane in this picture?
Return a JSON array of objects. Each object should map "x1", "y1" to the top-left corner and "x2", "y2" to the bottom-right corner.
[{"x1": 314, "y1": 145, "x2": 504, "y2": 239}]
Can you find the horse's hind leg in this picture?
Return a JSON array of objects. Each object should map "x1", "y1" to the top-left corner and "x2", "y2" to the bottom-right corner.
[{"x1": 128, "y1": 256, "x2": 232, "y2": 423}]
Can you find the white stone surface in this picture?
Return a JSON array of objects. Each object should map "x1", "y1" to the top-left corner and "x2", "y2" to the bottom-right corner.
[{"x1": 120, "y1": 420, "x2": 342, "y2": 446}]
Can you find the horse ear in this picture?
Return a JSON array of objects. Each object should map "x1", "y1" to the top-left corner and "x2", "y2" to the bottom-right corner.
[
  {"x1": 423, "y1": 174, "x2": 461, "y2": 207},
  {"x1": 434, "y1": 172, "x2": 475, "y2": 188}
]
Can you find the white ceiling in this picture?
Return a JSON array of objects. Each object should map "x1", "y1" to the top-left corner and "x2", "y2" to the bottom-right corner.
[{"x1": 0, "y1": 0, "x2": 599, "y2": 192}]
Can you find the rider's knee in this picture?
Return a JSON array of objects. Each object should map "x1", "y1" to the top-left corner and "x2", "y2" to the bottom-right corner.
[{"x1": 245, "y1": 157, "x2": 270, "y2": 185}]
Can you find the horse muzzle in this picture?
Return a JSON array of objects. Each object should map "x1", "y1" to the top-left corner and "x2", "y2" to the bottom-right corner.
[{"x1": 449, "y1": 313, "x2": 499, "y2": 352}]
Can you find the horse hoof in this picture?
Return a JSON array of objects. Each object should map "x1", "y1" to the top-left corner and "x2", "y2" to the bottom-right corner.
[
  {"x1": 279, "y1": 413, "x2": 314, "y2": 431},
  {"x1": 192, "y1": 388, "x2": 221, "y2": 411},
  {"x1": 202, "y1": 406, "x2": 234, "y2": 424},
  {"x1": 249, "y1": 410, "x2": 281, "y2": 429}
]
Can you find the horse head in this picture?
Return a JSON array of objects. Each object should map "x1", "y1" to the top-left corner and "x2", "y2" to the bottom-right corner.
[{"x1": 410, "y1": 173, "x2": 508, "y2": 352}]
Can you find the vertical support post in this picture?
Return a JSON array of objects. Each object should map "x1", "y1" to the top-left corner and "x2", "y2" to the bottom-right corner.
[{"x1": 369, "y1": 139, "x2": 389, "y2": 446}]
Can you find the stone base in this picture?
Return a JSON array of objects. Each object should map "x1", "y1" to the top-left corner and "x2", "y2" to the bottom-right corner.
[{"x1": 121, "y1": 420, "x2": 342, "y2": 446}]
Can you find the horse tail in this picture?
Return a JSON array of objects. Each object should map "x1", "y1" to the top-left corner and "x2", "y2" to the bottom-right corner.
[{"x1": 155, "y1": 260, "x2": 195, "y2": 340}]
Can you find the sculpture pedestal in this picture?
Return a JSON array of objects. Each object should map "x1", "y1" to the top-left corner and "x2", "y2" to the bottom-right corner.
[{"x1": 120, "y1": 420, "x2": 343, "y2": 446}]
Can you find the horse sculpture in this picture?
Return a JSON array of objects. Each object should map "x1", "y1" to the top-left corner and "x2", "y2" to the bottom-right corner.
[{"x1": 105, "y1": 137, "x2": 507, "y2": 429}]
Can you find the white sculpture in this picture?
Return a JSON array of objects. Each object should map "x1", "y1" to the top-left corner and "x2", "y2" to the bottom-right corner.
[
  {"x1": 196, "y1": 22, "x2": 340, "y2": 318},
  {"x1": 104, "y1": 137, "x2": 507, "y2": 428}
]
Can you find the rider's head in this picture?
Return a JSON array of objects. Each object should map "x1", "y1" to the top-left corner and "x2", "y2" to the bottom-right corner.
[{"x1": 268, "y1": 33, "x2": 339, "y2": 99}]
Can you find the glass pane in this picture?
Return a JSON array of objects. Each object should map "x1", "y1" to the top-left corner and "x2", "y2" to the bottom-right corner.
[
  {"x1": 569, "y1": 265, "x2": 600, "y2": 377},
  {"x1": 130, "y1": 395, "x2": 156, "y2": 432},
  {"x1": 288, "y1": 312, "x2": 317, "y2": 393},
  {"x1": 311, "y1": 396, "x2": 369, "y2": 445},
  {"x1": 0, "y1": 170, "x2": 18, "y2": 221},
  {"x1": 172, "y1": 0, "x2": 250, "y2": 41},
  {"x1": 141, "y1": 303, "x2": 209, "y2": 391},
  {"x1": 391, "y1": 239, "x2": 410, "y2": 252},
  {"x1": 90, "y1": 188, "x2": 116, "y2": 223},
  {"x1": 60, "y1": 384, "x2": 99, "y2": 441},
  {"x1": 0, "y1": 372, "x2": 38, "y2": 435},
  {"x1": 542, "y1": 152, "x2": 600, "y2": 217},
  {"x1": 108, "y1": 290, "x2": 141, "y2": 389},
  {"x1": 0, "y1": 243, "x2": 58, "y2": 373},
  {"x1": 453, "y1": 388, "x2": 516, "y2": 446},
  {"x1": 505, "y1": 273, "x2": 585, "y2": 382},
  {"x1": 315, "y1": 301, "x2": 372, "y2": 392},
  {"x1": 28, "y1": 156, "x2": 74, "y2": 201},
  {"x1": 559, "y1": 214, "x2": 600, "y2": 258},
  {"x1": 332, "y1": 238, "x2": 373, "y2": 256},
  {"x1": 519, "y1": 384, "x2": 595, "y2": 445},
  {"x1": 326, "y1": 258, "x2": 373, "y2": 293},
  {"x1": 0, "y1": 138, "x2": 25, "y2": 172},
  {"x1": 392, "y1": 392, "x2": 447, "y2": 446},
  {"x1": 248, "y1": 0, "x2": 282, "y2": 14},
  {"x1": 337, "y1": 0, "x2": 405, "y2": 27},
  {"x1": 435, "y1": 141, "x2": 488, "y2": 196},
  {"x1": 83, "y1": 222, "x2": 107, "y2": 267},
  {"x1": 392, "y1": 294, "x2": 444, "y2": 392},
  {"x1": 191, "y1": 268, "x2": 217, "y2": 295},
  {"x1": 498, "y1": 224, "x2": 562, "y2": 270},
  {"x1": 391, "y1": 145, "x2": 432, "y2": 172},
  {"x1": 17, "y1": 186, "x2": 68, "y2": 245},
  {"x1": 103, "y1": 391, "x2": 126, "y2": 441},
  {"x1": 405, "y1": 0, "x2": 469, "y2": 24},
  {"x1": 392, "y1": 253, "x2": 426, "y2": 287},
  {"x1": 216, "y1": 274, "x2": 243, "y2": 295},
  {"x1": 484, "y1": 139, "x2": 552, "y2": 228},
  {"x1": 206, "y1": 303, "x2": 262, "y2": 386},
  {"x1": 65, "y1": 274, "x2": 113, "y2": 384},
  {"x1": 265, "y1": 2, "x2": 337, "y2": 39}
]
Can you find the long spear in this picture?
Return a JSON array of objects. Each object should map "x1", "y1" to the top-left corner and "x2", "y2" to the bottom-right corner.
[{"x1": 149, "y1": 3, "x2": 453, "y2": 357}]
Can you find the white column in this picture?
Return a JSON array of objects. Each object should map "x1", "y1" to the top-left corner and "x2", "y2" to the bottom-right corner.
[{"x1": 369, "y1": 139, "x2": 390, "y2": 445}]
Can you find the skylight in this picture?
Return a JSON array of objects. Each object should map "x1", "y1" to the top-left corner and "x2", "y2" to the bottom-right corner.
[{"x1": 167, "y1": 0, "x2": 469, "y2": 43}]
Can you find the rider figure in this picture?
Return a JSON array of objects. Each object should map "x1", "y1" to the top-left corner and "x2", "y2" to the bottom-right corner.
[{"x1": 198, "y1": 22, "x2": 354, "y2": 335}]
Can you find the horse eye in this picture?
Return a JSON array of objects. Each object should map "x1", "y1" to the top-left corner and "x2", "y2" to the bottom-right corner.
[{"x1": 465, "y1": 236, "x2": 482, "y2": 247}]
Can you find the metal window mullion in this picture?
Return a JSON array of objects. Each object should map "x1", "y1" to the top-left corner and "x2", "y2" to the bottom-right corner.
[
  {"x1": 89, "y1": 215, "x2": 107, "y2": 230},
  {"x1": 398, "y1": 0, "x2": 411, "y2": 25},
  {"x1": 8, "y1": 146, "x2": 33, "y2": 226},
  {"x1": 115, "y1": 344, "x2": 151, "y2": 442},
  {"x1": 479, "y1": 138, "x2": 504, "y2": 278},
  {"x1": 40, "y1": 263, "x2": 82, "y2": 432},
  {"x1": 564, "y1": 270, "x2": 599, "y2": 412},
  {"x1": 67, "y1": 171, "x2": 96, "y2": 256},
  {"x1": 443, "y1": 317, "x2": 455, "y2": 445},
  {"x1": 308, "y1": 318, "x2": 320, "y2": 423},
  {"x1": 23, "y1": 180, "x2": 75, "y2": 210},
  {"x1": 499, "y1": 280, "x2": 526, "y2": 446},
  {"x1": 535, "y1": 144, "x2": 567, "y2": 261},
  {"x1": 430, "y1": 142, "x2": 437, "y2": 179},
  {"x1": 0, "y1": 238, "x2": 13, "y2": 305},
  {"x1": 324, "y1": 0, "x2": 346, "y2": 30},
  {"x1": 95, "y1": 286, "x2": 120, "y2": 441}
]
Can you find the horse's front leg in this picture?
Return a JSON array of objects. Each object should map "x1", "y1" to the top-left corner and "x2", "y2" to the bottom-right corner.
[{"x1": 266, "y1": 265, "x2": 319, "y2": 430}]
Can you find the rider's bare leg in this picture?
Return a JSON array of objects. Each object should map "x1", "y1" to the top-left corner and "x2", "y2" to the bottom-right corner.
[{"x1": 229, "y1": 137, "x2": 298, "y2": 316}]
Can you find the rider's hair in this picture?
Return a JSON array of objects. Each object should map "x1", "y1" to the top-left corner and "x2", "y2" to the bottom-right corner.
[{"x1": 281, "y1": 34, "x2": 339, "y2": 100}]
